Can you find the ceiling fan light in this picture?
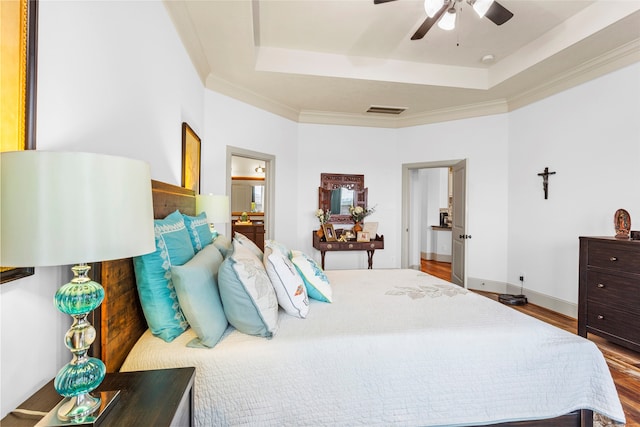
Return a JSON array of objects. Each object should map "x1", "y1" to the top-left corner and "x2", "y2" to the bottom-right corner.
[
  {"x1": 424, "y1": 0, "x2": 442, "y2": 18},
  {"x1": 437, "y1": 8, "x2": 456, "y2": 30},
  {"x1": 471, "y1": 0, "x2": 494, "y2": 18}
]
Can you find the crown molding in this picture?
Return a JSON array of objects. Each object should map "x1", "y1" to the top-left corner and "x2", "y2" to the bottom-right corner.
[
  {"x1": 205, "y1": 75, "x2": 300, "y2": 122},
  {"x1": 204, "y1": 40, "x2": 640, "y2": 129},
  {"x1": 507, "y1": 38, "x2": 640, "y2": 112}
]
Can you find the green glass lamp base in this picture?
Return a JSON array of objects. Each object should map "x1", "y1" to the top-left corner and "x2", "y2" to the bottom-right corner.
[{"x1": 35, "y1": 390, "x2": 120, "y2": 426}]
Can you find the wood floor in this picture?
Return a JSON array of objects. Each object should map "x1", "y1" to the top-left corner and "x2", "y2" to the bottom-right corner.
[{"x1": 421, "y1": 259, "x2": 640, "y2": 426}]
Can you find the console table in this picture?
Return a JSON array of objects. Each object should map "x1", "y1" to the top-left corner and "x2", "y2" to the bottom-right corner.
[{"x1": 312, "y1": 231, "x2": 384, "y2": 269}]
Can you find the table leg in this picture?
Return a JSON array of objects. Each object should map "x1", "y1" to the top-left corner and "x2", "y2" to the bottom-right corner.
[
  {"x1": 320, "y1": 251, "x2": 326, "y2": 270},
  {"x1": 367, "y1": 250, "x2": 375, "y2": 269}
]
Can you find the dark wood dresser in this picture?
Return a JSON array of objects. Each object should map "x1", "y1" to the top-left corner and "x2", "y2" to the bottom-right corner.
[{"x1": 578, "y1": 236, "x2": 640, "y2": 352}]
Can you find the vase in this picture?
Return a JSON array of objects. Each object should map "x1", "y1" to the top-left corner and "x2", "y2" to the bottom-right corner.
[
  {"x1": 316, "y1": 227, "x2": 324, "y2": 239},
  {"x1": 353, "y1": 221, "x2": 362, "y2": 233}
]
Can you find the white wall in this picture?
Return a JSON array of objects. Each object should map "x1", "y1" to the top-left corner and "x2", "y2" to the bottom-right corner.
[
  {"x1": 2, "y1": 0, "x2": 639, "y2": 418},
  {"x1": 1, "y1": 0, "x2": 204, "y2": 417},
  {"x1": 399, "y1": 114, "x2": 511, "y2": 285},
  {"x1": 296, "y1": 124, "x2": 399, "y2": 269},
  {"x1": 507, "y1": 61, "x2": 640, "y2": 305},
  {"x1": 202, "y1": 91, "x2": 299, "y2": 247}
]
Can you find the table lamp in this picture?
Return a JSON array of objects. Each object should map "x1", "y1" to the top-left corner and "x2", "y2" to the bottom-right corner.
[
  {"x1": 195, "y1": 194, "x2": 229, "y2": 233},
  {"x1": 0, "y1": 151, "x2": 155, "y2": 424}
]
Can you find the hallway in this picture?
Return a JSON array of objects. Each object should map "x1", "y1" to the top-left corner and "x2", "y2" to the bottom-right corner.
[{"x1": 420, "y1": 259, "x2": 452, "y2": 282}]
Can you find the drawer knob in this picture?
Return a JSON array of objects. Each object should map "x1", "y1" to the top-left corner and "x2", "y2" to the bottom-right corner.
[
  {"x1": 348, "y1": 244, "x2": 354, "y2": 249},
  {"x1": 327, "y1": 244, "x2": 333, "y2": 249},
  {"x1": 597, "y1": 315, "x2": 605, "y2": 320},
  {"x1": 597, "y1": 283, "x2": 605, "y2": 288},
  {"x1": 609, "y1": 256, "x2": 618, "y2": 262}
]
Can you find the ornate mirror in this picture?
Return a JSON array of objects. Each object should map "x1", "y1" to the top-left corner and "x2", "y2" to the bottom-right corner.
[{"x1": 319, "y1": 173, "x2": 368, "y2": 224}]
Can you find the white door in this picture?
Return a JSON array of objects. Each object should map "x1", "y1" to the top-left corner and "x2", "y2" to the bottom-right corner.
[{"x1": 450, "y1": 160, "x2": 467, "y2": 286}]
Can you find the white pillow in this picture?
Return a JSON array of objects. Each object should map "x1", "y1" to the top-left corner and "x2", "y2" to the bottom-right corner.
[
  {"x1": 234, "y1": 231, "x2": 263, "y2": 260},
  {"x1": 290, "y1": 250, "x2": 333, "y2": 303},
  {"x1": 264, "y1": 242, "x2": 309, "y2": 318},
  {"x1": 218, "y1": 240, "x2": 279, "y2": 337}
]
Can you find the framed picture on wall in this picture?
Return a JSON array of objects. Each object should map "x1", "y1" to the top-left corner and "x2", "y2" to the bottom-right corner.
[
  {"x1": 1, "y1": 0, "x2": 38, "y2": 284},
  {"x1": 181, "y1": 122, "x2": 201, "y2": 194}
]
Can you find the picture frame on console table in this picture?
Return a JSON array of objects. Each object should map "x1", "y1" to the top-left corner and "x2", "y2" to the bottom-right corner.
[
  {"x1": 181, "y1": 122, "x2": 201, "y2": 194},
  {"x1": 357, "y1": 231, "x2": 371, "y2": 242},
  {"x1": 323, "y1": 223, "x2": 337, "y2": 242},
  {"x1": 362, "y1": 222, "x2": 378, "y2": 237}
]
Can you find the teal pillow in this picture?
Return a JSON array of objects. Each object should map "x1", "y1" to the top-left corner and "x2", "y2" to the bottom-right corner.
[
  {"x1": 290, "y1": 250, "x2": 333, "y2": 303},
  {"x1": 182, "y1": 212, "x2": 213, "y2": 253},
  {"x1": 218, "y1": 241, "x2": 278, "y2": 337},
  {"x1": 213, "y1": 234, "x2": 233, "y2": 258},
  {"x1": 172, "y1": 244, "x2": 227, "y2": 348},
  {"x1": 133, "y1": 210, "x2": 195, "y2": 342}
]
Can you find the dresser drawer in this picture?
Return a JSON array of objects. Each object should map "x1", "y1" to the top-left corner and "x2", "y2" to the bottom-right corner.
[
  {"x1": 586, "y1": 271, "x2": 640, "y2": 314},
  {"x1": 587, "y1": 240, "x2": 640, "y2": 274},
  {"x1": 586, "y1": 301, "x2": 640, "y2": 345}
]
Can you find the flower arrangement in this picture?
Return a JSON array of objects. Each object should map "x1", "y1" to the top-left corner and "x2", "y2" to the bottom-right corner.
[
  {"x1": 349, "y1": 205, "x2": 375, "y2": 223},
  {"x1": 315, "y1": 208, "x2": 331, "y2": 225}
]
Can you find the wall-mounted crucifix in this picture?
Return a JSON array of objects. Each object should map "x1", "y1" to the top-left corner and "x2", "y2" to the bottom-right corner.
[{"x1": 537, "y1": 167, "x2": 556, "y2": 199}]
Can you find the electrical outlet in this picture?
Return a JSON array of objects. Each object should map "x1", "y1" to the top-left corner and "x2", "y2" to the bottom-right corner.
[{"x1": 519, "y1": 274, "x2": 525, "y2": 282}]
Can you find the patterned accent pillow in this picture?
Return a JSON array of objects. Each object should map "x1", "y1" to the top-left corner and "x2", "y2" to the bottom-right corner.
[
  {"x1": 290, "y1": 250, "x2": 333, "y2": 303},
  {"x1": 133, "y1": 210, "x2": 194, "y2": 342},
  {"x1": 182, "y1": 212, "x2": 213, "y2": 253},
  {"x1": 218, "y1": 240, "x2": 278, "y2": 337},
  {"x1": 172, "y1": 244, "x2": 228, "y2": 348},
  {"x1": 234, "y1": 231, "x2": 263, "y2": 260},
  {"x1": 264, "y1": 241, "x2": 309, "y2": 318}
]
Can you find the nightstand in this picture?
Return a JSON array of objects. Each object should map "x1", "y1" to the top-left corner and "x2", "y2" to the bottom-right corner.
[{"x1": 2, "y1": 367, "x2": 195, "y2": 426}]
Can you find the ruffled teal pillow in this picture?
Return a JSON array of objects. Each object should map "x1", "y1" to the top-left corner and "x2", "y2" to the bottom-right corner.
[
  {"x1": 133, "y1": 210, "x2": 194, "y2": 342},
  {"x1": 182, "y1": 212, "x2": 213, "y2": 253}
]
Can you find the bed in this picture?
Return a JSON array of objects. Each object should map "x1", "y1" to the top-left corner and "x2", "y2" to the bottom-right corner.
[{"x1": 93, "y1": 180, "x2": 625, "y2": 427}]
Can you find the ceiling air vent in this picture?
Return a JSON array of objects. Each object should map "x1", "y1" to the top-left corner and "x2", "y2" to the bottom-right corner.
[{"x1": 366, "y1": 105, "x2": 407, "y2": 115}]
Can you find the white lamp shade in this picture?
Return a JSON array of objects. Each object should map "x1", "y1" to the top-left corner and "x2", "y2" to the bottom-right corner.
[
  {"x1": 1, "y1": 151, "x2": 156, "y2": 267},
  {"x1": 472, "y1": 0, "x2": 494, "y2": 17},
  {"x1": 196, "y1": 194, "x2": 229, "y2": 224},
  {"x1": 437, "y1": 8, "x2": 456, "y2": 30}
]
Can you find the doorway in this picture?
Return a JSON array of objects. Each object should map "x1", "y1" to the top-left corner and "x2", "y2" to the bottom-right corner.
[
  {"x1": 401, "y1": 159, "x2": 467, "y2": 286},
  {"x1": 226, "y1": 146, "x2": 275, "y2": 240}
]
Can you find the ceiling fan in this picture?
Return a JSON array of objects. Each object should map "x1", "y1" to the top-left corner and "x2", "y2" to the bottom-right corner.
[{"x1": 373, "y1": 0, "x2": 514, "y2": 40}]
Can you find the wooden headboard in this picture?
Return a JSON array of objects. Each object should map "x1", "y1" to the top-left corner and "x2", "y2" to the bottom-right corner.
[{"x1": 90, "y1": 180, "x2": 195, "y2": 372}]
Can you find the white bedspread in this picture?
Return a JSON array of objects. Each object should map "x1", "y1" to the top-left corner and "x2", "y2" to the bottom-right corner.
[{"x1": 121, "y1": 269, "x2": 625, "y2": 426}]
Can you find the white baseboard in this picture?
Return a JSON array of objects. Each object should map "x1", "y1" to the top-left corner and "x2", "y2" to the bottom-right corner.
[
  {"x1": 467, "y1": 277, "x2": 507, "y2": 294},
  {"x1": 505, "y1": 283, "x2": 577, "y2": 319},
  {"x1": 467, "y1": 277, "x2": 577, "y2": 319},
  {"x1": 421, "y1": 252, "x2": 452, "y2": 263}
]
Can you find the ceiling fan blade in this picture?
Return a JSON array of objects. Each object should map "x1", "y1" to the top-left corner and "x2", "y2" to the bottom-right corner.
[
  {"x1": 373, "y1": 0, "x2": 397, "y2": 4},
  {"x1": 411, "y1": 3, "x2": 449, "y2": 40},
  {"x1": 484, "y1": 1, "x2": 514, "y2": 25}
]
